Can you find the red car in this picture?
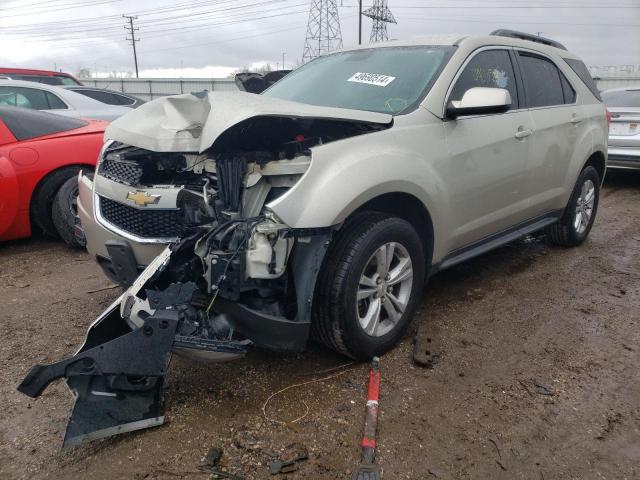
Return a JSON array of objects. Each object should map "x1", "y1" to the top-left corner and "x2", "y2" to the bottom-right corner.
[
  {"x1": 0, "y1": 106, "x2": 106, "y2": 247},
  {"x1": 0, "y1": 67, "x2": 82, "y2": 86}
]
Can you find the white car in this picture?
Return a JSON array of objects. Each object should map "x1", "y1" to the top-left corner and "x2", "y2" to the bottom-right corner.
[
  {"x1": 602, "y1": 86, "x2": 640, "y2": 170},
  {"x1": 0, "y1": 79, "x2": 131, "y2": 121}
]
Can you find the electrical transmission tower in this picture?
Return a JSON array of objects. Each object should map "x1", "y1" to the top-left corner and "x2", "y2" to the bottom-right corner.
[
  {"x1": 363, "y1": 0, "x2": 396, "y2": 43},
  {"x1": 302, "y1": 0, "x2": 343, "y2": 63},
  {"x1": 123, "y1": 15, "x2": 140, "y2": 78}
]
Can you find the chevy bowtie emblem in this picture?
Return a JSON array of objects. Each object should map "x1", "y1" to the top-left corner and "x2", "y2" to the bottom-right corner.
[{"x1": 126, "y1": 191, "x2": 161, "y2": 206}]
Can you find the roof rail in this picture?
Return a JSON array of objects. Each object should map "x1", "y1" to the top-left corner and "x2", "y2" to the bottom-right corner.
[{"x1": 490, "y1": 29, "x2": 567, "y2": 51}]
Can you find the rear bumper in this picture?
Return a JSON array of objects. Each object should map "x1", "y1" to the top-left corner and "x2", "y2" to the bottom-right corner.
[
  {"x1": 77, "y1": 173, "x2": 167, "y2": 281},
  {"x1": 607, "y1": 146, "x2": 640, "y2": 170}
]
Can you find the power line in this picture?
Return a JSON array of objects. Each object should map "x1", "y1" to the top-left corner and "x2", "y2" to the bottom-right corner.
[
  {"x1": 4, "y1": 0, "x2": 301, "y2": 38},
  {"x1": 123, "y1": 15, "x2": 140, "y2": 78},
  {"x1": 341, "y1": 2, "x2": 640, "y2": 8},
  {"x1": 1, "y1": 0, "x2": 267, "y2": 29},
  {"x1": 0, "y1": 0, "x2": 122, "y2": 18},
  {"x1": 14, "y1": 7, "x2": 310, "y2": 50},
  {"x1": 11, "y1": 1, "x2": 305, "y2": 41},
  {"x1": 11, "y1": 6, "x2": 312, "y2": 51},
  {"x1": 399, "y1": 15, "x2": 640, "y2": 28}
]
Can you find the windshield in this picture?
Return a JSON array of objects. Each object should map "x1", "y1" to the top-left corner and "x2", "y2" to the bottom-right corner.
[
  {"x1": 602, "y1": 89, "x2": 640, "y2": 108},
  {"x1": 264, "y1": 46, "x2": 454, "y2": 114}
]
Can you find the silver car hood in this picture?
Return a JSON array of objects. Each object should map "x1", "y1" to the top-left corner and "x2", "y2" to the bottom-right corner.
[{"x1": 104, "y1": 91, "x2": 393, "y2": 153}]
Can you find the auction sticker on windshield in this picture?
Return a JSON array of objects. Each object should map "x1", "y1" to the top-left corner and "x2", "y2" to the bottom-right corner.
[{"x1": 347, "y1": 72, "x2": 396, "y2": 87}]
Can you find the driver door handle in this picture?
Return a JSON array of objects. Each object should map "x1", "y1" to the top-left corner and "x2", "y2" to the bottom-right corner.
[{"x1": 515, "y1": 127, "x2": 532, "y2": 139}]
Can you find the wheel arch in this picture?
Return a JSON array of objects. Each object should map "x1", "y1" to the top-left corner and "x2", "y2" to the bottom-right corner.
[
  {"x1": 583, "y1": 150, "x2": 606, "y2": 184},
  {"x1": 350, "y1": 191, "x2": 435, "y2": 270},
  {"x1": 29, "y1": 163, "x2": 94, "y2": 228}
]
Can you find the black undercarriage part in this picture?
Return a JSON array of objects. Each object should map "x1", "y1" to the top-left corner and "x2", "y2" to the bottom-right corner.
[
  {"x1": 18, "y1": 308, "x2": 178, "y2": 446},
  {"x1": 17, "y1": 300, "x2": 251, "y2": 447}
]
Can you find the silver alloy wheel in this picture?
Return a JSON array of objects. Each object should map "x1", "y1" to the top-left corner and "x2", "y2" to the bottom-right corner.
[
  {"x1": 574, "y1": 178, "x2": 595, "y2": 234},
  {"x1": 356, "y1": 242, "x2": 413, "y2": 337}
]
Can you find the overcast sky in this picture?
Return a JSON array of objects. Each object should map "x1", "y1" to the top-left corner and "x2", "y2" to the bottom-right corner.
[{"x1": 1, "y1": 0, "x2": 638, "y2": 78}]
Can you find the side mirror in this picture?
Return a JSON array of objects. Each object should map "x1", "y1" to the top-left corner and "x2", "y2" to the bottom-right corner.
[{"x1": 446, "y1": 87, "x2": 512, "y2": 119}]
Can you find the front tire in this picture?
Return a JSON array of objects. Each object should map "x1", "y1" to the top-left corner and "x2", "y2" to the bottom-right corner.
[
  {"x1": 30, "y1": 166, "x2": 83, "y2": 237},
  {"x1": 52, "y1": 174, "x2": 89, "y2": 249},
  {"x1": 545, "y1": 165, "x2": 600, "y2": 246},
  {"x1": 312, "y1": 213, "x2": 426, "y2": 359}
]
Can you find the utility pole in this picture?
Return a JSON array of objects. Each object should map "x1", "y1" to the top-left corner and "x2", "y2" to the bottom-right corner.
[
  {"x1": 123, "y1": 15, "x2": 140, "y2": 78},
  {"x1": 282, "y1": 52, "x2": 286, "y2": 70},
  {"x1": 358, "y1": 0, "x2": 362, "y2": 45}
]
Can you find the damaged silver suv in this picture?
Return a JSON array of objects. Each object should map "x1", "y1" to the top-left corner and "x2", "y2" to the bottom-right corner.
[{"x1": 19, "y1": 31, "x2": 607, "y2": 446}]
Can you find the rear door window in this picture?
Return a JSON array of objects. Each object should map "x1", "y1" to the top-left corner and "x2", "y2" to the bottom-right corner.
[
  {"x1": 0, "y1": 86, "x2": 49, "y2": 109},
  {"x1": 517, "y1": 53, "x2": 565, "y2": 108},
  {"x1": 449, "y1": 49, "x2": 519, "y2": 109}
]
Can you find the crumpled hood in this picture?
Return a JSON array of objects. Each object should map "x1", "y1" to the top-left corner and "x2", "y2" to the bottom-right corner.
[{"x1": 104, "y1": 91, "x2": 393, "y2": 153}]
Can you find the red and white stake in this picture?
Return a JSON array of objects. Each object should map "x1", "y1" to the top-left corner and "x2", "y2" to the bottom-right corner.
[{"x1": 361, "y1": 356, "x2": 380, "y2": 464}]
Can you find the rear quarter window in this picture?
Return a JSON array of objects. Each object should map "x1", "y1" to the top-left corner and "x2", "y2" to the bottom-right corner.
[
  {"x1": 109, "y1": 93, "x2": 136, "y2": 106},
  {"x1": 74, "y1": 89, "x2": 116, "y2": 104},
  {"x1": 45, "y1": 92, "x2": 67, "y2": 109},
  {"x1": 563, "y1": 58, "x2": 602, "y2": 102}
]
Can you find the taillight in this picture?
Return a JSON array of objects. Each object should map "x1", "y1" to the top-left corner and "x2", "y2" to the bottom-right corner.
[{"x1": 606, "y1": 109, "x2": 612, "y2": 128}]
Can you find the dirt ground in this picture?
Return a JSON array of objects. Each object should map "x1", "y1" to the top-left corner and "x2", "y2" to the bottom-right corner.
[{"x1": 1, "y1": 172, "x2": 639, "y2": 480}]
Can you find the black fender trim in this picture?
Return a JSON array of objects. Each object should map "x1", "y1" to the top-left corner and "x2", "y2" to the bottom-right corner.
[{"x1": 213, "y1": 297, "x2": 310, "y2": 352}]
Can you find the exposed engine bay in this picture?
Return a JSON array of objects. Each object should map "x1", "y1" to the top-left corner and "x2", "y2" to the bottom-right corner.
[{"x1": 18, "y1": 110, "x2": 390, "y2": 447}]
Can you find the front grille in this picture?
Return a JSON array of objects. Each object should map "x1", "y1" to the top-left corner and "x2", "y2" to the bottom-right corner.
[
  {"x1": 99, "y1": 196, "x2": 184, "y2": 239},
  {"x1": 99, "y1": 157, "x2": 143, "y2": 185}
]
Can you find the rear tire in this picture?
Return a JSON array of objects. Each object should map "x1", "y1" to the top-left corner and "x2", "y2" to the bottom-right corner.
[
  {"x1": 52, "y1": 173, "x2": 91, "y2": 249},
  {"x1": 545, "y1": 165, "x2": 600, "y2": 247},
  {"x1": 30, "y1": 166, "x2": 83, "y2": 237},
  {"x1": 312, "y1": 213, "x2": 426, "y2": 360}
]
